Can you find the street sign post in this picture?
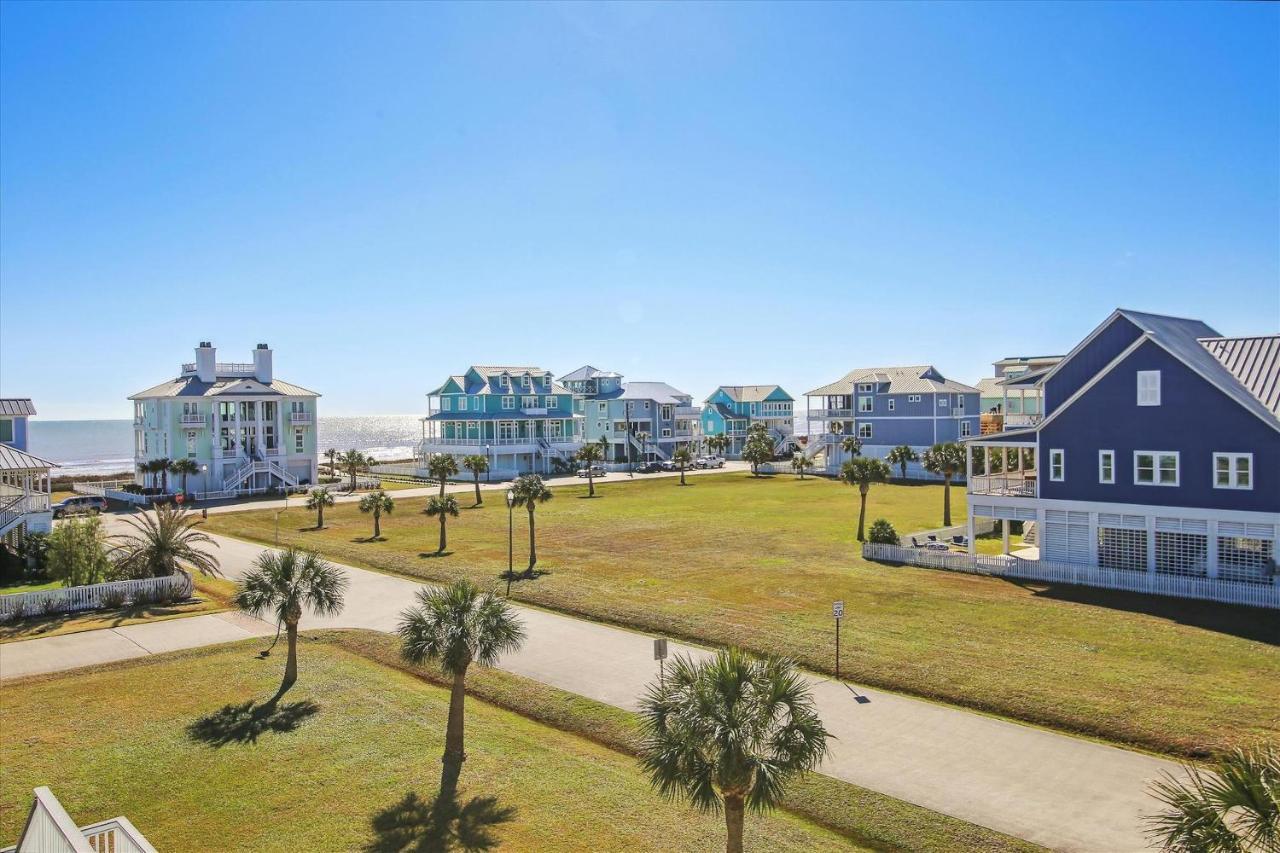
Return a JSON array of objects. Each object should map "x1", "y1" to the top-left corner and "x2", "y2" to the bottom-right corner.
[
  {"x1": 653, "y1": 638, "x2": 669, "y2": 687},
  {"x1": 832, "y1": 600, "x2": 844, "y2": 681}
]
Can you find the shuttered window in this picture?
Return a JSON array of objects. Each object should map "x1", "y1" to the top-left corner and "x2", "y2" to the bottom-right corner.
[{"x1": 1137, "y1": 370, "x2": 1161, "y2": 406}]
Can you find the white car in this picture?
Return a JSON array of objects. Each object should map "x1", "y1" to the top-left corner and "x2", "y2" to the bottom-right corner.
[
  {"x1": 576, "y1": 465, "x2": 607, "y2": 478},
  {"x1": 695, "y1": 455, "x2": 725, "y2": 469}
]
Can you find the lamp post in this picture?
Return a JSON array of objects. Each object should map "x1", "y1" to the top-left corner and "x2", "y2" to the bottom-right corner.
[
  {"x1": 505, "y1": 488, "x2": 515, "y2": 597},
  {"x1": 486, "y1": 444, "x2": 491, "y2": 483}
]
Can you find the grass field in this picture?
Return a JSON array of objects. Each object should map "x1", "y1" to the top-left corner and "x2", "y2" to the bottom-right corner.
[
  {"x1": 1, "y1": 637, "x2": 963, "y2": 852},
  {"x1": 204, "y1": 473, "x2": 1280, "y2": 757}
]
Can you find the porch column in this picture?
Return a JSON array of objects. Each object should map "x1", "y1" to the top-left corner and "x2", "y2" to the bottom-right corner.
[
  {"x1": 1002, "y1": 521, "x2": 1011, "y2": 555},
  {"x1": 1207, "y1": 520, "x2": 1219, "y2": 579},
  {"x1": 966, "y1": 510, "x2": 976, "y2": 555}
]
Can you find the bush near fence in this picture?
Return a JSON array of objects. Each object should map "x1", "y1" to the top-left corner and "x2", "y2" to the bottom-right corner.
[
  {"x1": 862, "y1": 542, "x2": 1280, "y2": 610},
  {"x1": 0, "y1": 572, "x2": 194, "y2": 622}
]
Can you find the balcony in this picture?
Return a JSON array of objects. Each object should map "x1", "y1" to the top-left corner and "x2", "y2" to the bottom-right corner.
[
  {"x1": 180, "y1": 413, "x2": 206, "y2": 426},
  {"x1": 674, "y1": 406, "x2": 702, "y2": 417},
  {"x1": 969, "y1": 472, "x2": 1038, "y2": 497},
  {"x1": 290, "y1": 411, "x2": 313, "y2": 424},
  {"x1": 810, "y1": 408, "x2": 852, "y2": 419},
  {"x1": 980, "y1": 413, "x2": 1042, "y2": 434}
]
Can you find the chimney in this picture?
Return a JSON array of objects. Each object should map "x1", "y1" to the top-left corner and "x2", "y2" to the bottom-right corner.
[
  {"x1": 253, "y1": 343, "x2": 273, "y2": 384},
  {"x1": 195, "y1": 342, "x2": 216, "y2": 383}
]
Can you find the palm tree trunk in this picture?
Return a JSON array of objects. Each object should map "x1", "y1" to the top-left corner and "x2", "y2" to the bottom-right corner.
[
  {"x1": 317, "y1": 505, "x2": 324, "y2": 528},
  {"x1": 438, "y1": 513, "x2": 447, "y2": 553},
  {"x1": 373, "y1": 513, "x2": 381, "y2": 539},
  {"x1": 473, "y1": 473, "x2": 482, "y2": 506},
  {"x1": 679, "y1": 467, "x2": 686, "y2": 486},
  {"x1": 439, "y1": 476, "x2": 447, "y2": 499},
  {"x1": 857, "y1": 489, "x2": 868, "y2": 541},
  {"x1": 724, "y1": 794, "x2": 745, "y2": 853},
  {"x1": 588, "y1": 473, "x2": 595, "y2": 497},
  {"x1": 440, "y1": 667, "x2": 468, "y2": 799},
  {"x1": 283, "y1": 619, "x2": 299, "y2": 689},
  {"x1": 526, "y1": 508, "x2": 537, "y2": 573},
  {"x1": 349, "y1": 467, "x2": 356, "y2": 491},
  {"x1": 942, "y1": 475, "x2": 952, "y2": 526}
]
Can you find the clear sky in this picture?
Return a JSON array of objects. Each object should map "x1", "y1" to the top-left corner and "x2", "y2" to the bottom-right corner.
[{"x1": 2, "y1": 1, "x2": 1276, "y2": 419}]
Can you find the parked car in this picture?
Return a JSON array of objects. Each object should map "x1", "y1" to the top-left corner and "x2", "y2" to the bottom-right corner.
[
  {"x1": 637, "y1": 461, "x2": 664, "y2": 474},
  {"x1": 695, "y1": 455, "x2": 725, "y2": 469},
  {"x1": 51, "y1": 495, "x2": 108, "y2": 518},
  {"x1": 576, "y1": 465, "x2": 607, "y2": 478},
  {"x1": 659, "y1": 460, "x2": 678, "y2": 472}
]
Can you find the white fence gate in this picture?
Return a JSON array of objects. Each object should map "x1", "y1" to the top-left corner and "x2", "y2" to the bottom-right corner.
[
  {"x1": 0, "y1": 572, "x2": 195, "y2": 621},
  {"x1": 862, "y1": 542, "x2": 1280, "y2": 609}
]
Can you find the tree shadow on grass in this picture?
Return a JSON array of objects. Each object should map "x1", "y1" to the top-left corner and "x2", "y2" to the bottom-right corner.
[
  {"x1": 418, "y1": 551, "x2": 454, "y2": 559},
  {"x1": 499, "y1": 568, "x2": 551, "y2": 585},
  {"x1": 187, "y1": 689, "x2": 319, "y2": 747},
  {"x1": 365, "y1": 790, "x2": 515, "y2": 853}
]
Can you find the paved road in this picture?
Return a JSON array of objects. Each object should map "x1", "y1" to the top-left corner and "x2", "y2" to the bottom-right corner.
[{"x1": 1, "y1": 532, "x2": 1174, "y2": 852}]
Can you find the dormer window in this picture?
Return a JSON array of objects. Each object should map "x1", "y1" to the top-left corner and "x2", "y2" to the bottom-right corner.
[
  {"x1": 500, "y1": 375, "x2": 510, "y2": 389},
  {"x1": 1137, "y1": 371, "x2": 1161, "y2": 406}
]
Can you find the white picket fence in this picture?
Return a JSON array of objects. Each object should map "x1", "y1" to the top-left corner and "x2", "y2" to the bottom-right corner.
[
  {"x1": 0, "y1": 572, "x2": 194, "y2": 621},
  {"x1": 862, "y1": 542, "x2": 1280, "y2": 609}
]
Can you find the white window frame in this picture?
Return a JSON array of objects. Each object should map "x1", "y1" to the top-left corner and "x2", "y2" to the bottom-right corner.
[
  {"x1": 661, "y1": 428, "x2": 672, "y2": 438},
  {"x1": 960, "y1": 421, "x2": 971, "y2": 437},
  {"x1": 502, "y1": 396, "x2": 515, "y2": 410},
  {"x1": 857, "y1": 422, "x2": 873, "y2": 439},
  {"x1": 938, "y1": 397, "x2": 949, "y2": 408},
  {"x1": 442, "y1": 397, "x2": 452, "y2": 411},
  {"x1": 1137, "y1": 370, "x2": 1161, "y2": 406},
  {"x1": 1098, "y1": 450, "x2": 1115, "y2": 484},
  {"x1": 887, "y1": 398, "x2": 895, "y2": 412},
  {"x1": 522, "y1": 396, "x2": 538, "y2": 409},
  {"x1": 544, "y1": 395, "x2": 556, "y2": 408},
  {"x1": 597, "y1": 402, "x2": 607, "y2": 415},
  {"x1": 907, "y1": 394, "x2": 921, "y2": 403},
  {"x1": 1049, "y1": 449, "x2": 1065, "y2": 482},
  {"x1": 661, "y1": 404, "x2": 673, "y2": 420},
  {"x1": 858, "y1": 396, "x2": 873, "y2": 413},
  {"x1": 1213, "y1": 453, "x2": 1253, "y2": 490},
  {"x1": 294, "y1": 428, "x2": 304, "y2": 453},
  {"x1": 857, "y1": 383, "x2": 875, "y2": 393},
  {"x1": 1134, "y1": 450, "x2": 1179, "y2": 486}
]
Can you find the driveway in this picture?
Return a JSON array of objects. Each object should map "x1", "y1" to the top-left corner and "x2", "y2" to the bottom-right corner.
[{"x1": 1, "y1": 530, "x2": 1174, "y2": 852}]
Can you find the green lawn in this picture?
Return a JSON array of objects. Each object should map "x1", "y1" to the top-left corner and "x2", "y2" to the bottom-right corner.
[
  {"x1": 204, "y1": 473, "x2": 1280, "y2": 757},
  {"x1": 1, "y1": 637, "x2": 958, "y2": 852},
  {"x1": 0, "y1": 579, "x2": 61, "y2": 596}
]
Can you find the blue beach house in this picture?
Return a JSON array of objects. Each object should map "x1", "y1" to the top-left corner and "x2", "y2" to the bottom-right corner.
[
  {"x1": 804, "y1": 367, "x2": 980, "y2": 476},
  {"x1": 701, "y1": 385, "x2": 796, "y2": 458},
  {"x1": 0, "y1": 399, "x2": 54, "y2": 538},
  {"x1": 964, "y1": 309, "x2": 1279, "y2": 587},
  {"x1": 562, "y1": 366, "x2": 699, "y2": 463},
  {"x1": 418, "y1": 366, "x2": 582, "y2": 477}
]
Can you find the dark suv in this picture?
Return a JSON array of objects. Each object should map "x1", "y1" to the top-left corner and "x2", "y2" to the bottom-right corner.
[{"x1": 51, "y1": 495, "x2": 109, "y2": 518}]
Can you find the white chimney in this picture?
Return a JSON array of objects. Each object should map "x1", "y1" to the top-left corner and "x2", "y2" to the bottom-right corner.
[
  {"x1": 253, "y1": 343, "x2": 273, "y2": 384},
  {"x1": 195, "y1": 342, "x2": 216, "y2": 383}
]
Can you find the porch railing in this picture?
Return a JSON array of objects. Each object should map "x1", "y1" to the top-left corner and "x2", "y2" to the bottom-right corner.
[{"x1": 969, "y1": 473, "x2": 1037, "y2": 497}]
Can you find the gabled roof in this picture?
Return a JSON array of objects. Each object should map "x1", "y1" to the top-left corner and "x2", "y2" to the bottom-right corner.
[
  {"x1": 707, "y1": 402, "x2": 745, "y2": 421},
  {"x1": 559, "y1": 365, "x2": 605, "y2": 382},
  {"x1": 993, "y1": 355, "x2": 1064, "y2": 367},
  {"x1": 714, "y1": 385, "x2": 792, "y2": 403},
  {"x1": 1199, "y1": 335, "x2": 1280, "y2": 417},
  {"x1": 0, "y1": 445, "x2": 56, "y2": 471},
  {"x1": 807, "y1": 366, "x2": 977, "y2": 396},
  {"x1": 0, "y1": 399, "x2": 36, "y2": 416},
  {"x1": 619, "y1": 382, "x2": 690, "y2": 406},
  {"x1": 129, "y1": 377, "x2": 318, "y2": 399},
  {"x1": 430, "y1": 366, "x2": 570, "y2": 396}
]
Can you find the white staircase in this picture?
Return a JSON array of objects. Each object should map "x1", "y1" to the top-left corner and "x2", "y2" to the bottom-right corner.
[
  {"x1": 0, "y1": 493, "x2": 50, "y2": 539},
  {"x1": 223, "y1": 457, "x2": 298, "y2": 493},
  {"x1": 771, "y1": 429, "x2": 799, "y2": 455},
  {"x1": 1022, "y1": 521, "x2": 1037, "y2": 546},
  {"x1": 802, "y1": 434, "x2": 832, "y2": 462}
]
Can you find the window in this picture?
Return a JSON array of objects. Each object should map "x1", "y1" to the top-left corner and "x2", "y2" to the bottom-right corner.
[
  {"x1": 545, "y1": 396, "x2": 556, "y2": 408},
  {"x1": 661, "y1": 405, "x2": 673, "y2": 420},
  {"x1": 597, "y1": 402, "x2": 607, "y2": 415},
  {"x1": 1213, "y1": 453, "x2": 1252, "y2": 490},
  {"x1": 907, "y1": 394, "x2": 921, "y2": 403},
  {"x1": 1099, "y1": 450, "x2": 1115, "y2": 484},
  {"x1": 1049, "y1": 449, "x2": 1065, "y2": 481},
  {"x1": 662, "y1": 428, "x2": 672, "y2": 438},
  {"x1": 887, "y1": 399, "x2": 895, "y2": 412},
  {"x1": 291, "y1": 400, "x2": 305, "y2": 414},
  {"x1": 857, "y1": 383, "x2": 875, "y2": 393},
  {"x1": 500, "y1": 375, "x2": 510, "y2": 389},
  {"x1": 857, "y1": 423, "x2": 873, "y2": 439},
  {"x1": 502, "y1": 396, "x2": 515, "y2": 410},
  {"x1": 263, "y1": 401, "x2": 276, "y2": 422},
  {"x1": 264, "y1": 424, "x2": 276, "y2": 450},
  {"x1": 240, "y1": 401, "x2": 256, "y2": 421},
  {"x1": 522, "y1": 396, "x2": 538, "y2": 408},
  {"x1": 956, "y1": 396, "x2": 965, "y2": 411},
  {"x1": 1135, "y1": 451, "x2": 1179, "y2": 486},
  {"x1": 522, "y1": 376, "x2": 531, "y2": 389},
  {"x1": 1137, "y1": 370, "x2": 1161, "y2": 406},
  {"x1": 294, "y1": 428, "x2": 304, "y2": 453},
  {"x1": 858, "y1": 396, "x2": 873, "y2": 413},
  {"x1": 0, "y1": 419, "x2": 12, "y2": 443},
  {"x1": 186, "y1": 431, "x2": 198, "y2": 458},
  {"x1": 960, "y1": 421, "x2": 971, "y2": 437},
  {"x1": 938, "y1": 397, "x2": 949, "y2": 408}
]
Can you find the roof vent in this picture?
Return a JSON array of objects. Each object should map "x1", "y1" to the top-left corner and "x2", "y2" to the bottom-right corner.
[
  {"x1": 199, "y1": 341, "x2": 212, "y2": 348},
  {"x1": 257, "y1": 343, "x2": 270, "y2": 350}
]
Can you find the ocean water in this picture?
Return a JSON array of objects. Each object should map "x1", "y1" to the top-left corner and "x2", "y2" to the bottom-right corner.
[{"x1": 29, "y1": 415, "x2": 423, "y2": 478}]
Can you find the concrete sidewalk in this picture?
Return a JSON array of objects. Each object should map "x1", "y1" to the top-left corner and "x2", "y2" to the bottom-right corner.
[{"x1": 0, "y1": 532, "x2": 1172, "y2": 851}]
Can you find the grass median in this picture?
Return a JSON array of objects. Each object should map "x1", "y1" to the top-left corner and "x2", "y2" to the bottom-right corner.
[{"x1": 203, "y1": 472, "x2": 1280, "y2": 757}]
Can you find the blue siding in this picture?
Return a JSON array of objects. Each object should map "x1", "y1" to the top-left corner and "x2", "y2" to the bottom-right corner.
[
  {"x1": 1039, "y1": 340, "x2": 1280, "y2": 512},
  {"x1": 1043, "y1": 315, "x2": 1142, "y2": 417}
]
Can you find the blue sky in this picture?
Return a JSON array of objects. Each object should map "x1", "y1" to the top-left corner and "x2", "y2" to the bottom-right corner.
[{"x1": 2, "y1": 1, "x2": 1276, "y2": 419}]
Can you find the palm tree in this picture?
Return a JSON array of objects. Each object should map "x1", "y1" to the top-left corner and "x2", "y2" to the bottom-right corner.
[
  {"x1": 397, "y1": 580, "x2": 525, "y2": 797},
  {"x1": 152, "y1": 457, "x2": 172, "y2": 493},
  {"x1": 886, "y1": 445, "x2": 919, "y2": 482},
  {"x1": 637, "y1": 431, "x2": 650, "y2": 464},
  {"x1": 169, "y1": 458, "x2": 200, "y2": 496},
  {"x1": 462, "y1": 455, "x2": 488, "y2": 506},
  {"x1": 706, "y1": 433, "x2": 730, "y2": 458},
  {"x1": 922, "y1": 442, "x2": 966, "y2": 526},
  {"x1": 113, "y1": 503, "x2": 221, "y2": 578},
  {"x1": 575, "y1": 442, "x2": 603, "y2": 497},
  {"x1": 509, "y1": 474, "x2": 553, "y2": 575},
  {"x1": 424, "y1": 494, "x2": 460, "y2": 554},
  {"x1": 638, "y1": 649, "x2": 830, "y2": 853},
  {"x1": 338, "y1": 449, "x2": 367, "y2": 491},
  {"x1": 136, "y1": 461, "x2": 152, "y2": 490},
  {"x1": 325, "y1": 447, "x2": 338, "y2": 476},
  {"x1": 672, "y1": 446, "x2": 694, "y2": 485},
  {"x1": 306, "y1": 487, "x2": 335, "y2": 528},
  {"x1": 791, "y1": 451, "x2": 814, "y2": 480},
  {"x1": 235, "y1": 547, "x2": 348, "y2": 691},
  {"x1": 840, "y1": 435, "x2": 863, "y2": 462},
  {"x1": 359, "y1": 489, "x2": 395, "y2": 539},
  {"x1": 1146, "y1": 744, "x2": 1279, "y2": 852},
  {"x1": 429, "y1": 453, "x2": 460, "y2": 498},
  {"x1": 842, "y1": 457, "x2": 891, "y2": 542},
  {"x1": 596, "y1": 434, "x2": 610, "y2": 467}
]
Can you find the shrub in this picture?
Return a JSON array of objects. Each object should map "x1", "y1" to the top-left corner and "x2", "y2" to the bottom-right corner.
[
  {"x1": 46, "y1": 518, "x2": 112, "y2": 587},
  {"x1": 17, "y1": 531, "x2": 50, "y2": 577},
  {"x1": 868, "y1": 518, "x2": 900, "y2": 545},
  {"x1": 99, "y1": 586, "x2": 128, "y2": 609},
  {"x1": 4, "y1": 599, "x2": 27, "y2": 623},
  {"x1": 37, "y1": 594, "x2": 63, "y2": 617}
]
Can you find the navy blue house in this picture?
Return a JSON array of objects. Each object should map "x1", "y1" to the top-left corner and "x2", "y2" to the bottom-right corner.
[{"x1": 964, "y1": 309, "x2": 1279, "y2": 584}]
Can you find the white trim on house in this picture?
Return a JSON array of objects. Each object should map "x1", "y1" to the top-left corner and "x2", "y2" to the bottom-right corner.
[
  {"x1": 1213, "y1": 452, "x2": 1253, "y2": 490},
  {"x1": 1134, "y1": 450, "x2": 1179, "y2": 487},
  {"x1": 1049, "y1": 449, "x2": 1065, "y2": 481},
  {"x1": 1137, "y1": 370, "x2": 1161, "y2": 406},
  {"x1": 1099, "y1": 449, "x2": 1115, "y2": 484}
]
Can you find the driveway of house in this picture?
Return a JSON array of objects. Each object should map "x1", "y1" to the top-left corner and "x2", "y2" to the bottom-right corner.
[{"x1": 1, "y1": 531, "x2": 1174, "y2": 852}]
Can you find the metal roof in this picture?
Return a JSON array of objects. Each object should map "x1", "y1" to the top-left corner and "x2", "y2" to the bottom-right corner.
[
  {"x1": 0, "y1": 399, "x2": 37, "y2": 416},
  {"x1": 1199, "y1": 335, "x2": 1280, "y2": 417},
  {"x1": 714, "y1": 385, "x2": 792, "y2": 403},
  {"x1": 619, "y1": 382, "x2": 691, "y2": 406},
  {"x1": 807, "y1": 366, "x2": 978, "y2": 397},
  {"x1": 130, "y1": 376, "x2": 319, "y2": 399},
  {"x1": 0, "y1": 445, "x2": 56, "y2": 471},
  {"x1": 559, "y1": 365, "x2": 605, "y2": 382}
]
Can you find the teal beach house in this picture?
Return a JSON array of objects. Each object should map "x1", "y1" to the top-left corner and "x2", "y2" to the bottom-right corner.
[
  {"x1": 561, "y1": 365, "x2": 700, "y2": 464},
  {"x1": 701, "y1": 385, "x2": 796, "y2": 458}
]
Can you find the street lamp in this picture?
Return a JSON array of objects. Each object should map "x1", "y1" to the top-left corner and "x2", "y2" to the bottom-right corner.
[
  {"x1": 505, "y1": 488, "x2": 515, "y2": 597},
  {"x1": 486, "y1": 444, "x2": 491, "y2": 483}
]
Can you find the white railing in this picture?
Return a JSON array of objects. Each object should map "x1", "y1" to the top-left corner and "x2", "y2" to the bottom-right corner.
[
  {"x1": 0, "y1": 493, "x2": 51, "y2": 534},
  {"x1": 863, "y1": 543, "x2": 1280, "y2": 609},
  {"x1": 290, "y1": 411, "x2": 313, "y2": 423},
  {"x1": 79, "y1": 817, "x2": 158, "y2": 853},
  {"x1": 214, "y1": 362, "x2": 255, "y2": 375},
  {"x1": 810, "y1": 408, "x2": 853, "y2": 419},
  {"x1": 0, "y1": 572, "x2": 194, "y2": 621},
  {"x1": 674, "y1": 406, "x2": 702, "y2": 417},
  {"x1": 969, "y1": 473, "x2": 1037, "y2": 497},
  {"x1": 180, "y1": 414, "x2": 206, "y2": 426}
]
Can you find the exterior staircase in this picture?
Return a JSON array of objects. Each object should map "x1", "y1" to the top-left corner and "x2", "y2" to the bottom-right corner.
[
  {"x1": 224, "y1": 457, "x2": 298, "y2": 493},
  {"x1": 0, "y1": 493, "x2": 50, "y2": 539},
  {"x1": 1022, "y1": 521, "x2": 1037, "y2": 546},
  {"x1": 771, "y1": 428, "x2": 799, "y2": 455},
  {"x1": 802, "y1": 434, "x2": 832, "y2": 462}
]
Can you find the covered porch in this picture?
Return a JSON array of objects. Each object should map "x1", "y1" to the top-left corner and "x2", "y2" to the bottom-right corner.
[{"x1": 965, "y1": 432, "x2": 1038, "y2": 497}]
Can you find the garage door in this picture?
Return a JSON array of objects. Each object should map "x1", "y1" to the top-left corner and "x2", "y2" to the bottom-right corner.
[{"x1": 1042, "y1": 510, "x2": 1090, "y2": 563}]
